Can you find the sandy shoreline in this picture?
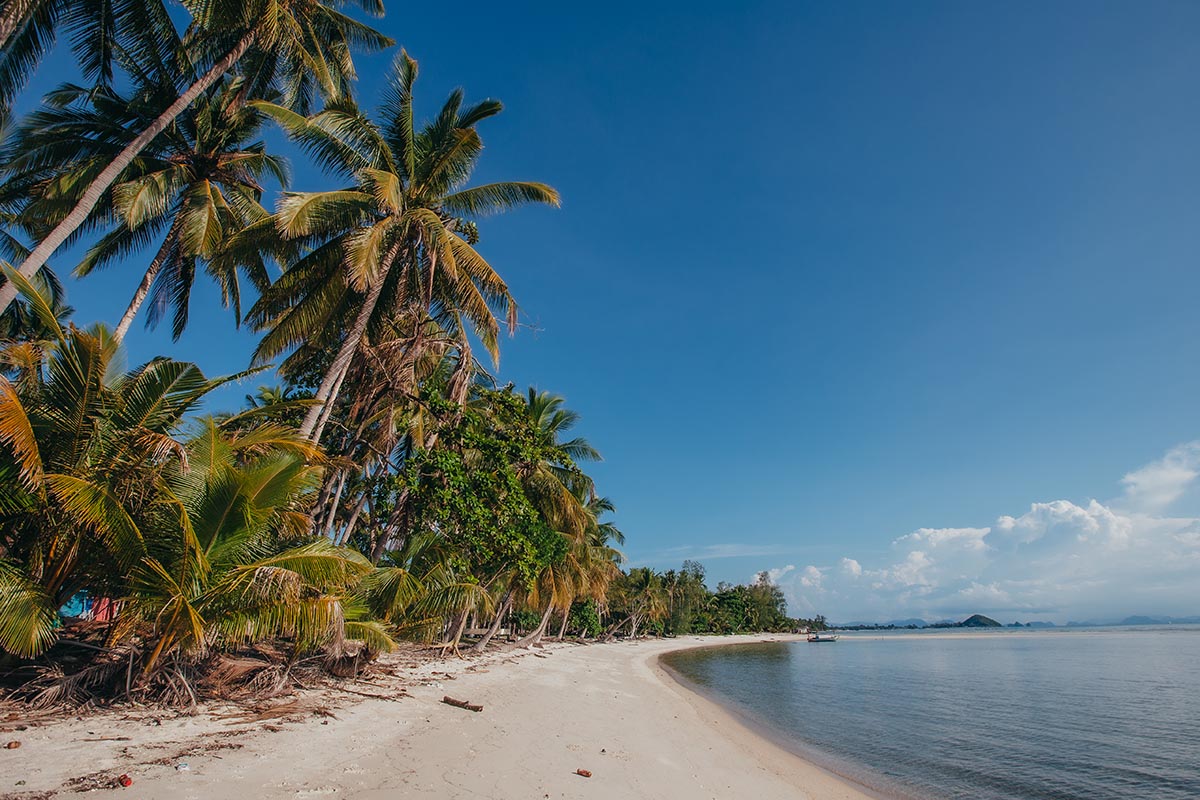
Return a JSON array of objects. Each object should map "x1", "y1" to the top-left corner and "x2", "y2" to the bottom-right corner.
[{"x1": 1, "y1": 635, "x2": 874, "y2": 799}]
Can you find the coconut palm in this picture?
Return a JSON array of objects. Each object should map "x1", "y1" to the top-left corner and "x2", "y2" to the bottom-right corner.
[
  {"x1": 240, "y1": 50, "x2": 559, "y2": 442},
  {"x1": 359, "y1": 529, "x2": 491, "y2": 647},
  {"x1": 0, "y1": 0, "x2": 392, "y2": 316},
  {"x1": 0, "y1": 272, "x2": 389, "y2": 669},
  {"x1": 513, "y1": 388, "x2": 600, "y2": 542},
  {"x1": 120, "y1": 419, "x2": 390, "y2": 676},
  {"x1": 0, "y1": 271, "x2": 240, "y2": 654},
  {"x1": 0, "y1": 0, "x2": 177, "y2": 123},
  {"x1": 9, "y1": 79, "x2": 285, "y2": 342},
  {"x1": 550, "y1": 495, "x2": 623, "y2": 640},
  {"x1": 604, "y1": 567, "x2": 668, "y2": 640}
]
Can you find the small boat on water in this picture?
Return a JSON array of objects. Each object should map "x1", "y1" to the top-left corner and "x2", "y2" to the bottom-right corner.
[{"x1": 807, "y1": 633, "x2": 840, "y2": 642}]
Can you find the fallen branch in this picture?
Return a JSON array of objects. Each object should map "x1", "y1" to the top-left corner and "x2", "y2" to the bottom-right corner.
[
  {"x1": 335, "y1": 686, "x2": 410, "y2": 701},
  {"x1": 441, "y1": 696, "x2": 482, "y2": 712}
]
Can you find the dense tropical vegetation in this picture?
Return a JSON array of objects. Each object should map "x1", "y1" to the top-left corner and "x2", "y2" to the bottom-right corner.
[{"x1": 0, "y1": 0, "x2": 818, "y2": 705}]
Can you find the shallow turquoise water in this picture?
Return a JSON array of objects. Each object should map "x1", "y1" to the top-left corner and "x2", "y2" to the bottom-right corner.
[{"x1": 662, "y1": 628, "x2": 1200, "y2": 800}]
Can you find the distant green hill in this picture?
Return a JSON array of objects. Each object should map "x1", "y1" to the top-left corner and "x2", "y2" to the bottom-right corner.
[{"x1": 960, "y1": 614, "x2": 1002, "y2": 628}]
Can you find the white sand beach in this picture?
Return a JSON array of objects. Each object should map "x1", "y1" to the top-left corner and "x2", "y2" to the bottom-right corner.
[{"x1": 1, "y1": 635, "x2": 874, "y2": 799}]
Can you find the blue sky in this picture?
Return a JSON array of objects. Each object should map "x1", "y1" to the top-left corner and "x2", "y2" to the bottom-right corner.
[{"x1": 15, "y1": 1, "x2": 1200, "y2": 621}]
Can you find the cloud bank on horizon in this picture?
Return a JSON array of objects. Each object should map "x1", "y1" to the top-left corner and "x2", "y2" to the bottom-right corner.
[{"x1": 770, "y1": 442, "x2": 1200, "y2": 624}]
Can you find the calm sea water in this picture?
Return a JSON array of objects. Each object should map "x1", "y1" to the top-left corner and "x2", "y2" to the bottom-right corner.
[{"x1": 662, "y1": 628, "x2": 1200, "y2": 800}]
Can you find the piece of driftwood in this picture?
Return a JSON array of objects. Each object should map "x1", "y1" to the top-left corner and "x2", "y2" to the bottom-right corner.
[{"x1": 441, "y1": 696, "x2": 483, "y2": 712}]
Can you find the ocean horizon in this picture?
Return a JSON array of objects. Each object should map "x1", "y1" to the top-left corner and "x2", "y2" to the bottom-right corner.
[{"x1": 662, "y1": 626, "x2": 1200, "y2": 800}]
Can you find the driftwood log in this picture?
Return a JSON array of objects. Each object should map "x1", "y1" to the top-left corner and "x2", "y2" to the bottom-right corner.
[{"x1": 441, "y1": 696, "x2": 483, "y2": 712}]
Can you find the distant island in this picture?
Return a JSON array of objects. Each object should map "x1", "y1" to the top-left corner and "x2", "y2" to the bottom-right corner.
[
  {"x1": 831, "y1": 613, "x2": 1200, "y2": 631},
  {"x1": 835, "y1": 614, "x2": 1001, "y2": 631}
]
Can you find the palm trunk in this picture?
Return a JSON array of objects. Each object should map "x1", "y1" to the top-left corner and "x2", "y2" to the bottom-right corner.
[
  {"x1": 601, "y1": 614, "x2": 632, "y2": 642},
  {"x1": 514, "y1": 602, "x2": 555, "y2": 648},
  {"x1": 368, "y1": 508, "x2": 403, "y2": 563},
  {"x1": 447, "y1": 611, "x2": 470, "y2": 656},
  {"x1": 554, "y1": 599, "x2": 572, "y2": 641},
  {"x1": 366, "y1": 340, "x2": 470, "y2": 560},
  {"x1": 471, "y1": 590, "x2": 513, "y2": 652},
  {"x1": 298, "y1": 244, "x2": 400, "y2": 442},
  {"x1": 323, "y1": 470, "x2": 347, "y2": 539},
  {"x1": 0, "y1": 30, "x2": 258, "y2": 316},
  {"x1": 113, "y1": 217, "x2": 183, "y2": 343},
  {"x1": 311, "y1": 355, "x2": 355, "y2": 443},
  {"x1": 336, "y1": 491, "x2": 369, "y2": 546}
]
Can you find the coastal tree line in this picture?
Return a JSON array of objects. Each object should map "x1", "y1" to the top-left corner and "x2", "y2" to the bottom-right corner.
[{"x1": 0, "y1": 0, "x2": 819, "y2": 704}]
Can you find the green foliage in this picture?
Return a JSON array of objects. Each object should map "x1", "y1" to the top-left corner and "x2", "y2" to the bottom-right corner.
[
  {"x1": 567, "y1": 599, "x2": 602, "y2": 638},
  {"x1": 403, "y1": 388, "x2": 573, "y2": 587},
  {"x1": 0, "y1": 281, "x2": 376, "y2": 671},
  {"x1": 610, "y1": 563, "x2": 815, "y2": 637},
  {"x1": 0, "y1": 20, "x2": 630, "y2": 703}
]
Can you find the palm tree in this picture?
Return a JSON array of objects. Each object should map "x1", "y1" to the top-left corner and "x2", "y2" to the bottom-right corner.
[
  {"x1": 240, "y1": 50, "x2": 559, "y2": 442},
  {"x1": 0, "y1": 0, "x2": 392, "y2": 316},
  {"x1": 123, "y1": 419, "x2": 386, "y2": 677},
  {"x1": 9, "y1": 79, "x2": 285, "y2": 342},
  {"x1": 0, "y1": 0, "x2": 178, "y2": 121},
  {"x1": 513, "y1": 388, "x2": 600, "y2": 541},
  {"x1": 0, "y1": 223, "x2": 71, "y2": 345},
  {"x1": 0, "y1": 271, "x2": 240, "y2": 654},
  {"x1": 604, "y1": 568, "x2": 668, "y2": 640},
  {"x1": 359, "y1": 529, "x2": 490, "y2": 650},
  {"x1": 0, "y1": 271, "x2": 388, "y2": 673}
]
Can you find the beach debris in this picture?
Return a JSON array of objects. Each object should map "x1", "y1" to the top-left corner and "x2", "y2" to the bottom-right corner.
[
  {"x1": 117, "y1": 774, "x2": 133, "y2": 787},
  {"x1": 175, "y1": 762, "x2": 191, "y2": 772},
  {"x1": 574, "y1": 769, "x2": 592, "y2": 778},
  {"x1": 4, "y1": 741, "x2": 19, "y2": 749},
  {"x1": 441, "y1": 696, "x2": 483, "y2": 712}
]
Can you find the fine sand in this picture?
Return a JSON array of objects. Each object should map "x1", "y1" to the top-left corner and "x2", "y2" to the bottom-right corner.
[{"x1": 1, "y1": 634, "x2": 875, "y2": 799}]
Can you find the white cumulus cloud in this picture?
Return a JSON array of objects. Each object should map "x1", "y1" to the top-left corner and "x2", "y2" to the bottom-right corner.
[
  {"x1": 762, "y1": 442, "x2": 1200, "y2": 623},
  {"x1": 1119, "y1": 441, "x2": 1200, "y2": 513}
]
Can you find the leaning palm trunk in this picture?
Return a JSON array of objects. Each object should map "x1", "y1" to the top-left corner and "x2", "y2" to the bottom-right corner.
[
  {"x1": 471, "y1": 590, "x2": 513, "y2": 652},
  {"x1": 554, "y1": 599, "x2": 572, "y2": 641},
  {"x1": 112, "y1": 216, "x2": 183, "y2": 343},
  {"x1": 367, "y1": 343, "x2": 472, "y2": 561},
  {"x1": 298, "y1": 244, "x2": 399, "y2": 441},
  {"x1": 336, "y1": 491, "x2": 369, "y2": 545},
  {"x1": 514, "y1": 602, "x2": 555, "y2": 648},
  {"x1": 601, "y1": 613, "x2": 633, "y2": 642},
  {"x1": 0, "y1": 30, "x2": 258, "y2": 315},
  {"x1": 446, "y1": 611, "x2": 470, "y2": 656}
]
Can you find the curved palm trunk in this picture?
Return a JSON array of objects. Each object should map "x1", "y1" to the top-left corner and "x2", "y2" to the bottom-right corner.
[
  {"x1": 447, "y1": 611, "x2": 470, "y2": 657},
  {"x1": 0, "y1": 30, "x2": 258, "y2": 316},
  {"x1": 601, "y1": 613, "x2": 632, "y2": 642},
  {"x1": 514, "y1": 602, "x2": 555, "y2": 648},
  {"x1": 112, "y1": 216, "x2": 182, "y2": 343},
  {"x1": 554, "y1": 598, "x2": 573, "y2": 641},
  {"x1": 471, "y1": 590, "x2": 513, "y2": 652},
  {"x1": 298, "y1": 245, "x2": 400, "y2": 442},
  {"x1": 336, "y1": 491, "x2": 369, "y2": 546},
  {"x1": 366, "y1": 341, "x2": 471, "y2": 561},
  {"x1": 322, "y1": 469, "x2": 347, "y2": 538}
]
